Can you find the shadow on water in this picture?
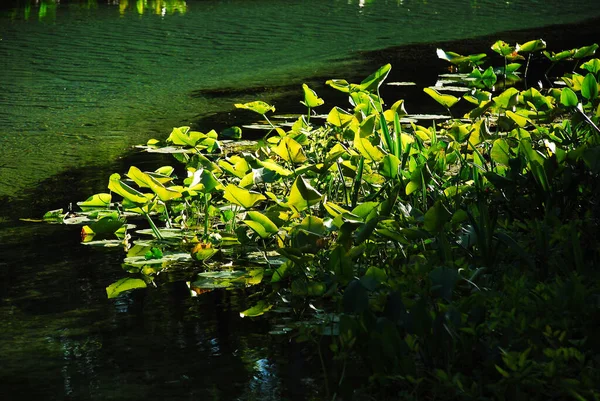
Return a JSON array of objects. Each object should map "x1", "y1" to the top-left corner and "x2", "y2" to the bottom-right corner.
[{"x1": 1, "y1": 16, "x2": 600, "y2": 401}]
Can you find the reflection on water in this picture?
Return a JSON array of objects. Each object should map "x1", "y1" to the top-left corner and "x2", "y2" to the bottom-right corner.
[
  {"x1": 0, "y1": 222, "x2": 319, "y2": 400},
  {"x1": 6, "y1": 0, "x2": 188, "y2": 21}
]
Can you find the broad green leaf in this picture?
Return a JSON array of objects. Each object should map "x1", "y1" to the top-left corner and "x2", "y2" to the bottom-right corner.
[
  {"x1": 424, "y1": 87, "x2": 459, "y2": 109},
  {"x1": 491, "y1": 139, "x2": 510, "y2": 166},
  {"x1": 329, "y1": 245, "x2": 353, "y2": 284},
  {"x1": 506, "y1": 111, "x2": 528, "y2": 128},
  {"x1": 518, "y1": 39, "x2": 546, "y2": 53},
  {"x1": 127, "y1": 166, "x2": 181, "y2": 202},
  {"x1": 326, "y1": 78, "x2": 350, "y2": 93},
  {"x1": 493, "y1": 87, "x2": 519, "y2": 110},
  {"x1": 327, "y1": 106, "x2": 354, "y2": 128},
  {"x1": 573, "y1": 43, "x2": 598, "y2": 59},
  {"x1": 560, "y1": 87, "x2": 579, "y2": 107},
  {"x1": 436, "y1": 49, "x2": 486, "y2": 66},
  {"x1": 167, "y1": 126, "x2": 203, "y2": 147},
  {"x1": 353, "y1": 132, "x2": 385, "y2": 162},
  {"x1": 423, "y1": 200, "x2": 451, "y2": 233},
  {"x1": 190, "y1": 242, "x2": 218, "y2": 261},
  {"x1": 491, "y1": 40, "x2": 516, "y2": 57},
  {"x1": 108, "y1": 173, "x2": 151, "y2": 205},
  {"x1": 234, "y1": 101, "x2": 275, "y2": 115},
  {"x1": 220, "y1": 126, "x2": 242, "y2": 139},
  {"x1": 379, "y1": 154, "x2": 400, "y2": 178},
  {"x1": 272, "y1": 136, "x2": 307, "y2": 164},
  {"x1": 356, "y1": 63, "x2": 391, "y2": 93},
  {"x1": 581, "y1": 73, "x2": 598, "y2": 100},
  {"x1": 240, "y1": 300, "x2": 272, "y2": 318},
  {"x1": 287, "y1": 176, "x2": 322, "y2": 211},
  {"x1": 85, "y1": 215, "x2": 125, "y2": 236},
  {"x1": 361, "y1": 266, "x2": 387, "y2": 291},
  {"x1": 223, "y1": 184, "x2": 266, "y2": 209},
  {"x1": 298, "y1": 215, "x2": 326, "y2": 235},
  {"x1": 581, "y1": 58, "x2": 600, "y2": 75},
  {"x1": 78, "y1": 193, "x2": 111, "y2": 211},
  {"x1": 106, "y1": 277, "x2": 147, "y2": 299},
  {"x1": 244, "y1": 211, "x2": 278, "y2": 239},
  {"x1": 301, "y1": 83, "x2": 324, "y2": 108},
  {"x1": 543, "y1": 49, "x2": 576, "y2": 62}
]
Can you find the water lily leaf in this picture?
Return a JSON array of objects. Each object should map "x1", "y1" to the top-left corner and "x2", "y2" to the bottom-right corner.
[
  {"x1": 272, "y1": 136, "x2": 307, "y2": 164},
  {"x1": 78, "y1": 193, "x2": 111, "y2": 211},
  {"x1": 581, "y1": 73, "x2": 598, "y2": 100},
  {"x1": 223, "y1": 184, "x2": 266, "y2": 209},
  {"x1": 287, "y1": 176, "x2": 322, "y2": 211},
  {"x1": 491, "y1": 40, "x2": 516, "y2": 57},
  {"x1": 106, "y1": 277, "x2": 147, "y2": 299},
  {"x1": 85, "y1": 215, "x2": 125, "y2": 236},
  {"x1": 581, "y1": 58, "x2": 600, "y2": 75},
  {"x1": 234, "y1": 101, "x2": 275, "y2": 115},
  {"x1": 379, "y1": 154, "x2": 400, "y2": 178},
  {"x1": 353, "y1": 132, "x2": 384, "y2": 162},
  {"x1": 423, "y1": 87, "x2": 459, "y2": 109},
  {"x1": 108, "y1": 173, "x2": 151, "y2": 205},
  {"x1": 167, "y1": 126, "x2": 205, "y2": 147},
  {"x1": 518, "y1": 39, "x2": 546, "y2": 53},
  {"x1": 127, "y1": 166, "x2": 182, "y2": 202},
  {"x1": 573, "y1": 43, "x2": 598, "y2": 59},
  {"x1": 302, "y1": 83, "x2": 324, "y2": 108},
  {"x1": 544, "y1": 49, "x2": 576, "y2": 62},
  {"x1": 327, "y1": 107, "x2": 354, "y2": 128},
  {"x1": 220, "y1": 126, "x2": 242, "y2": 139},
  {"x1": 240, "y1": 300, "x2": 272, "y2": 318},
  {"x1": 560, "y1": 87, "x2": 579, "y2": 107},
  {"x1": 436, "y1": 49, "x2": 486, "y2": 67},
  {"x1": 244, "y1": 211, "x2": 278, "y2": 238},
  {"x1": 356, "y1": 63, "x2": 391, "y2": 93},
  {"x1": 191, "y1": 242, "x2": 218, "y2": 261},
  {"x1": 506, "y1": 111, "x2": 528, "y2": 128},
  {"x1": 491, "y1": 139, "x2": 511, "y2": 166},
  {"x1": 423, "y1": 200, "x2": 451, "y2": 234}
]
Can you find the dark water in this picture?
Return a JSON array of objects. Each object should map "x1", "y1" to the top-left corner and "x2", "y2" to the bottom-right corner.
[{"x1": 2, "y1": 1, "x2": 600, "y2": 399}]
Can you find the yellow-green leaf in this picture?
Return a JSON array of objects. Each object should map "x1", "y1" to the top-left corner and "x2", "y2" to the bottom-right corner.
[{"x1": 223, "y1": 184, "x2": 266, "y2": 209}]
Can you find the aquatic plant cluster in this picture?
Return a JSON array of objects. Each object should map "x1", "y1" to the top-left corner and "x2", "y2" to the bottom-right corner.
[{"x1": 43, "y1": 39, "x2": 600, "y2": 399}]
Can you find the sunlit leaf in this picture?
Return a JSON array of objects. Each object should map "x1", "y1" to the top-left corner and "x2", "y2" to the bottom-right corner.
[
  {"x1": 234, "y1": 101, "x2": 275, "y2": 115},
  {"x1": 581, "y1": 73, "x2": 598, "y2": 100},
  {"x1": 327, "y1": 107, "x2": 354, "y2": 128},
  {"x1": 77, "y1": 193, "x2": 111, "y2": 211},
  {"x1": 518, "y1": 39, "x2": 546, "y2": 53},
  {"x1": 491, "y1": 139, "x2": 511, "y2": 166},
  {"x1": 301, "y1": 83, "x2": 324, "y2": 108},
  {"x1": 240, "y1": 300, "x2": 272, "y2": 318},
  {"x1": 560, "y1": 87, "x2": 579, "y2": 107},
  {"x1": 106, "y1": 277, "x2": 147, "y2": 299},
  {"x1": 356, "y1": 63, "x2": 391, "y2": 93},
  {"x1": 287, "y1": 176, "x2": 322, "y2": 211},
  {"x1": 108, "y1": 173, "x2": 151, "y2": 205},
  {"x1": 272, "y1": 136, "x2": 307, "y2": 164},
  {"x1": 223, "y1": 184, "x2": 266, "y2": 209},
  {"x1": 424, "y1": 87, "x2": 459, "y2": 109},
  {"x1": 191, "y1": 242, "x2": 218, "y2": 261},
  {"x1": 581, "y1": 58, "x2": 600, "y2": 75},
  {"x1": 353, "y1": 132, "x2": 385, "y2": 162}
]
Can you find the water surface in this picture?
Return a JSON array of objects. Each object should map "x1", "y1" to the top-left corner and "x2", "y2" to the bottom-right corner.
[{"x1": 2, "y1": 0, "x2": 600, "y2": 197}]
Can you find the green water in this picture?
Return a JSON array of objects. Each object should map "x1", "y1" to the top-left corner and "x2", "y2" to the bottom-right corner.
[{"x1": 2, "y1": 0, "x2": 600, "y2": 197}]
